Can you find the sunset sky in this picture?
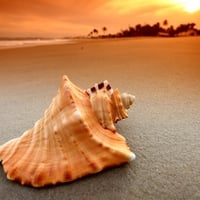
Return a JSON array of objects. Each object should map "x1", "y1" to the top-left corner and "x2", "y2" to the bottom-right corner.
[{"x1": 0, "y1": 0, "x2": 200, "y2": 37}]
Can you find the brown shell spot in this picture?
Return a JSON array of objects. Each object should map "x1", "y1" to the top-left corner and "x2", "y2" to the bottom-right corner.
[
  {"x1": 91, "y1": 87, "x2": 96, "y2": 93},
  {"x1": 89, "y1": 162, "x2": 99, "y2": 171},
  {"x1": 98, "y1": 82, "x2": 104, "y2": 90},
  {"x1": 64, "y1": 171, "x2": 72, "y2": 180},
  {"x1": 106, "y1": 84, "x2": 111, "y2": 91},
  {"x1": 33, "y1": 174, "x2": 44, "y2": 186}
]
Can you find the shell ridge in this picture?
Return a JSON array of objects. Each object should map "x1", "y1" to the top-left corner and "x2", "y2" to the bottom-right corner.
[
  {"x1": 0, "y1": 139, "x2": 19, "y2": 172},
  {"x1": 64, "y1": 87, "x2": 103, "y2": 176},
  {"x1": 27, "y1": 94, "x2": 69, "y2": 186},
  {"x1": 21, "y1": 119, "x2": 45, "y2": 185},
  {"x1": 41, "y1": 109, "x2": 67, "y2": 185},
  {"x1": 59, "y1": 83, "x2": 108, "y2": 176},
  {"x1": 36, "y1": 86, "x2": 74, "y2": 185},
  {"x1": 42, "y1": 82, "x2": 83, "y2": 183},
  {"x1": 49, "y1": 86, "x2": 100, "y2": 180},
  {"x1": 2, "y1": 130, "x2": 34, "y2": 182},
  {"x1": 75, "y1": 94, "x2": 132, "y2": 169},
  {"x1": 1, "y1": 132, "x2": 29, "y2": 166},
  {"x1": 88, "y1": 88, "x2": 116, "y2": 131},
  {"x1": 111, "y1": 89, "x2": 128, "y2": 122}
]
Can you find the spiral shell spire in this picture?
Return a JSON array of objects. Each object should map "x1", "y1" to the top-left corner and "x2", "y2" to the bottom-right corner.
[{"x1": 121, "y1": 93, "x2": 135, "y2": 109}]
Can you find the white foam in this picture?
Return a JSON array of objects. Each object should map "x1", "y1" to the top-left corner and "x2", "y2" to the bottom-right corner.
[{"x1": 0, "y1": 38, "x2": 74, "y2": 49}]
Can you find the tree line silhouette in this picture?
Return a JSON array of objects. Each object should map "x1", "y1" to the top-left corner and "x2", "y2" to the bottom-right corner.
[{"x1": 88, "y1": 20, "x2": 200, "y2": 38}]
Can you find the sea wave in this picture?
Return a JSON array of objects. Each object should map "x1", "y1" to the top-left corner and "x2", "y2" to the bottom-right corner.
[{"x1": 0, "y1": 38, "x2": 74, "y2": 49}]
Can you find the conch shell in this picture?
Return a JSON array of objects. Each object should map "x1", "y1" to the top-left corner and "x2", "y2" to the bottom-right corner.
[{"x1": 0, "y1": 75, "x2": 135, "y2": 187}]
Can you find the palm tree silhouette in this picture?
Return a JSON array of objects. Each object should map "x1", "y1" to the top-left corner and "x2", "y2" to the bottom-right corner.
[
  {"x1": 163, "y1": 20, "x2": 168, "y2": 27},
  {"x1": 93, "y1": 29, "x2": 98, "y2": 36},
  {"x1": 102, "y1": 27, "x2": 107, "y2": 35}
]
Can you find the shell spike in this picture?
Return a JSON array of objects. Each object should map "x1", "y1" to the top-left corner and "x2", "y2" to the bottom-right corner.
[{"x1": 129, "y1": 152, "x2": 136, "y2": 162}]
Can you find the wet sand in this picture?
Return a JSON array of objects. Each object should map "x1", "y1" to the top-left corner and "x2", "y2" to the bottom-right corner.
[{"x1": 0, "y1": 37, "x2": 200, "y2": 199}]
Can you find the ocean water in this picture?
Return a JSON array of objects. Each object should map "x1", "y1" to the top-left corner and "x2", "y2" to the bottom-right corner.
[{"x1": 0, "y1": 38, "x2": 74, "y2": 49}]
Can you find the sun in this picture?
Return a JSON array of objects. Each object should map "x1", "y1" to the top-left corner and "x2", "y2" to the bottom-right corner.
[{"x1": 173, "y1": 0, "x2": 200, "y2": 13}]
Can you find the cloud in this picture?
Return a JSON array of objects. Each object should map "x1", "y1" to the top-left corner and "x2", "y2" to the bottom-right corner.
[
  {"x1": 0, "y1": 0, "x2": 111, "y2": 36},
  {"x1": 0, "y1": 0, "x2": 102, "y2": 36},
  {"x1": 98, "y1": 0, "x2": 172, "y2": 15},
  {"x1": 96, "y1": 0, "x2": 200, "y2": 29},
  {"x1": 0, "y1": 0, "x2": 107, "y2": 19}
]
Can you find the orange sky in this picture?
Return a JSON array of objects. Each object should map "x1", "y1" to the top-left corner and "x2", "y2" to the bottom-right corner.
[{"x1": 0, "y1": 0, "x2": 200, "y2": 37}]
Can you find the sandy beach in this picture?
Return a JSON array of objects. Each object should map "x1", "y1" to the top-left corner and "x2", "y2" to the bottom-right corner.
[{"x1": 0, "y1": 37, "x2": 200, "y2": 199}]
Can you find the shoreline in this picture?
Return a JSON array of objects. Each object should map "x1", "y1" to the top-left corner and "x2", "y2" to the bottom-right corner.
[
  {"x1": 0, "y1": 35, "x2": 199, "y2": 50},
  {"x1": 0, "y1": 38, "x2": 76, "y2": 50}
]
